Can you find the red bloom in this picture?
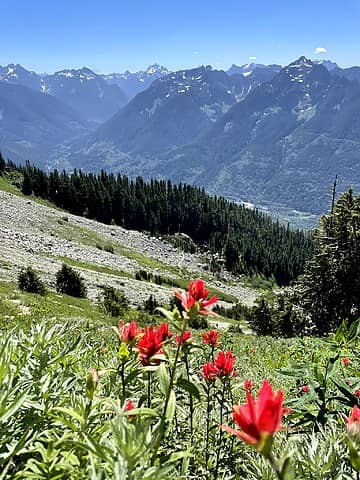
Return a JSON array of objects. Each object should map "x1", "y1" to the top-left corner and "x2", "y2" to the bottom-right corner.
[
  {"x1": 125, "y1": 400, "x2": 135, "y2": 412},
  {"x1": 201, "y1": 329, "x2": 221, "y2": 347},
  {"x1": 175, "y1": 278, "x2": 218, "y2": 315},
  {"x1": 176, "y1": 330, "x2": 193, "y2": 345},
  {"x1": 354, "y1": 389, "x2": 360, "y2": 398},
  {"x1": 118, "y1": 320, "x2": 142, "y2": 343},
  {"x1": 137, "y1": 326, "x2": 164, "y2": 366},
  {"x1": 342, "y1": 357, "x2": 351, "y2": 366},
  {"x1": 244, "y1": 379, "x2": 255, "y2": 392},
  {"x1": 214, "y1": 350, "x2": 237, "y2": 378},
  {"x1": 221, "y1": 380, "x2": 287, "y2": 449},
  {"x1": 156, "y1": 322, "x2": 172, "y2": 342},
  {"x1": 347, "y1": 405, "x2": 360, "y2": 435},
  {"x1": 302, "y1": 384, "x2": 310, "y2": 394},
  {"x1": 202, "y1": 362, "x2": 218, "y2": 382}
]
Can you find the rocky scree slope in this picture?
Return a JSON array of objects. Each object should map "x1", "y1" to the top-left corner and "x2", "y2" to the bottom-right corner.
[{"x1": 0, "y1": 189, "x2": 257, "y2": 307}]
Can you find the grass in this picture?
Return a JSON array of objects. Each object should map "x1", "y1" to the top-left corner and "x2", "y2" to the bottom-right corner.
[
  {"x1": 0, "y1": 172, "x2": 60, "y2": 209},
  {"x1": 0, "y1": 281, "x2": 114, "y2": 329},
  {"x1": 52, "y1": 255, "x2": 135, "y2": 280}
]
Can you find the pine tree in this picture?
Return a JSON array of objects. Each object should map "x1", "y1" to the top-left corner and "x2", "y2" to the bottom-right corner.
[
  {"x1": 0, "y1": 152, "x2": 5, "y2": 174},
  {"x1": 297, "y1": 189, "x2": 360, "y2": 334}
]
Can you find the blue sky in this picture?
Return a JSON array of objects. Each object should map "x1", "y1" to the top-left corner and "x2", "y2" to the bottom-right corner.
[{"x1": 1, "y1": 0, "x2": 359, "y2": 73}]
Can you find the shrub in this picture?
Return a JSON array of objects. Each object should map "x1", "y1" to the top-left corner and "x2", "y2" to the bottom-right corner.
[
  {"x1": 18, "y1": 267, "x2": 46, "y2": 295},
  {"x1": 103, "y1": 243, "x2": 114, "y2": 254},
  {"x1": 56, "y1": 264, "x2": 87, "y2": 298},
  {"x1": 101, "y1": 285, "x2": 128, "y2": 316},
  {"x1": 142, "y1": 294, "x2": 158, "y2": 314}
]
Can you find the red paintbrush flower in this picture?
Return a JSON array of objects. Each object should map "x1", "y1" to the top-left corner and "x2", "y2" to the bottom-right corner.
[
  {"x1": 214, "y1": 350, "x2": 237, "y2": 378},
  {"x1": 156, "y1": 322, "x2": 172, "y2": 342},
  {"x1": 244, "y1": 379, "x2": 255, "y2": 392},
  {"x1": 221, "y1": 380, "x2": 287, "y2": 454},
  {"x1": 201, "y1": 361, "x2": 218, "y2": 382},
  {"x1": 201, "y1": 329, "x2": 221, "y2": 347},
  {"x1": 176, "y1": 330, "x2": 193, "y2": 345},
  {"x1": 118, "y1": 320, "x2": 142, "y2": 343},
  {"x1": 342, "y1": 357, "x2": 351, "y2": 366},
  {"x1": 346, "y1": 405, "x2": 360, "y2": 436},
  {"x1": 175, "y1": 278, "x2": 218, "y2": 316},
  {"x1": 137, "y1": 326, "x2": 164, "y2": 366},
  {"x1": 125, "y1": 400, "x2": 135, "y2": 412},
  {"x1": 302, "y1": 384, "x2": 310, "y2": 394}
]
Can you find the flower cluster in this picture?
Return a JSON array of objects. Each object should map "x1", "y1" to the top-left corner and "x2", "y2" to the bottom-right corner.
[
  {"x1": 117, "y1": 320, "x2": 142, "y2": 343},
  {"x1": 201, "y1": 329, "x2": 221, "y2": 347},
  {"x1": 202, "y1": 350, "x2": 237, "y2": 381},
  {"x1": 176, "y1": 330, "x2": 193, "y2": 346},
  {"x1": 347, "y1": 405, "x2": 360, "y2": 436},
  {"x1": 137, "y1": 323, "x2": 172, "y2": 366},
  {"x1": 175, "y1": 278, "x2": 218, "y2": 316}
]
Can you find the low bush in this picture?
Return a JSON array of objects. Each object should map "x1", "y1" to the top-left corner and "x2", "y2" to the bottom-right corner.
[
  {"x1": 55, "y1": 264, "x2": 87, "y2": 298},
  {"x1": 101, "y1": 285, "x2": 128, "y2": 316},
  {"x1": 17, "y1": 267, "x2": 46, "y2": 295}
]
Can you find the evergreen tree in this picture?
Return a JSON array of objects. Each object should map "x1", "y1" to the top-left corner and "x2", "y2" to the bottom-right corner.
[
  {"x1": 0, "y1": 152, "x2": 5, "y2": 174},
  {"x1": 297, "y1": 189, "x2": 360, "y2": 334}
]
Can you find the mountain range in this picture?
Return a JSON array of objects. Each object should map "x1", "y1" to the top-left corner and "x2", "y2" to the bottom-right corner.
[{"x1": 1, "y1": 57, "x2": 360, "y2": 217}]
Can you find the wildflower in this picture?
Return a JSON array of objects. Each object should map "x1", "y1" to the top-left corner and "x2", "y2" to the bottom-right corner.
[
  {"x1": 244, "y1": 379, "x2": 254, "y2": 392},
  {"x1": 342, "y1": 357, "x2": 351, "y2": 366},
  {"x1": 125, "y1": 400, "x2": 136, "y2": 412},
  {"x1": 156, "y1": 322, "x2": 172, "y2": 342},
  {"x1": 118, "y1": 320, "x2": 142, "y2": 343},
  {"x1": 137, "y1": 326, "x2": 164, "y2": 366},
  {"x1": 302, "y1": 384, "x2": 310, "y2": 393},
  {"x1": 202, "y1": 362, "x2": 218, "y2": 382},
  {"x1": 175, "y1": 278, "x2": 218, "y2": 316},
  {"x1": 354, "y1": 389, "x2": 360, "y2": 398},
  {"x1": 176, "y1": 330, "x2": 193, "y2": 345},
  {"x1": 221, "y1": 380, "x2": 287, "y2": 454},
  {"x1": 347, "y1": 405, "x2": 360, "y2": 436},
  {"x1": 201, "y1": 329, "x2": 221, "y2": 347},
  {"x1": 124, "y1": 400, "x2": 136, "y2": 421},
  {"x1": 214, "y1": 350, "x2": 237, "y2": 378},
  {"x1": 99, "y1": 346, "x2": 108, "y2": 354}
]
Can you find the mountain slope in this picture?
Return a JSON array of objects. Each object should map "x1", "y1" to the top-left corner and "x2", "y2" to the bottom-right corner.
[
  {"x1": 67, "y1": 66, "x2": 243, "y2": 170},
  {"x1": 162, "y1": 57, "x2": 360, "y2": 213},
  {"x1": 0, "y1": 64, "x2": 128, "y2": 123},
  {"x1": 0, "y1": 81, "x2": 88, "y2": 166},
  {"x1": 103, "y1": 64, "x2": 170, "y2": 99},
  {"x1": 41, "y1": 68, "x2": 128, "y2": 123}
]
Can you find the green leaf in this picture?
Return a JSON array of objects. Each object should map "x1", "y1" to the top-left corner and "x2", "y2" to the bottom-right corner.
[
  {"x1": 177, "y1": 377, "x2": 201, "y2": 401},
  {"x1": 347, "y1": 437, "x2": 360, "y2": 471},
  {"x1": 157, "y1": 363, "x2": 170, "y2": 395},
  {"x1": 165, "y1": 389, "x2": 176, "y2": 424},
  {"x1": 280, "y1": 456, "x2": 295, "y2": 480}
]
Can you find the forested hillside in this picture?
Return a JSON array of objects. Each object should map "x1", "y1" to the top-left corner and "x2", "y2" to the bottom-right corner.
[{"x1": 1, "y1": 157, "x2": 313, "y2": 285}]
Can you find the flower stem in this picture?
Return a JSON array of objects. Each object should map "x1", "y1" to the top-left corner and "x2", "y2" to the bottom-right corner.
[
  {"x1": 184, "y1": 352, "x2": 194, "y2": 437},
  {"x1": 214, "y1": 380, "x2": 227, "y2": 477},
  {"x1": 120, "y1": 362, "x2": 126, "y2": 402},
  {"x1": 267, "y1": 453, "x2": 283, "y2": 480},
  {"x1": 147, "y1": 370, "x2": 151, "y2": 407},
  {"x1": 151, "y1": 318, "x2": 187, "y2": 461},
  {"x1": 205, "y1": 383, "x2": 212, "y2": 469}
]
